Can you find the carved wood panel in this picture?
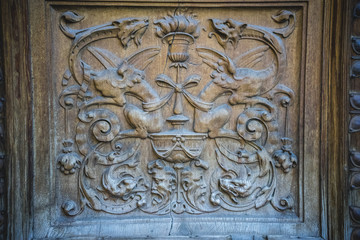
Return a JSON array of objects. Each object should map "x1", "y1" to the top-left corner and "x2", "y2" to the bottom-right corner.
[{"x1": 30, "y1": 1, "x2": 325, "y2": 238}]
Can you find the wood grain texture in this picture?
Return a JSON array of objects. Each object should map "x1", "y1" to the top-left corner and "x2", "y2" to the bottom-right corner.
[
  {"x1": 0, "y1": 6, "x2": 7, "y2": 239},
  {"x1": 0, "y1": 0, "x2": 33, "y2": 239},
  {"x1": 346, "y1": 1, "x2": 360, "y2": 240},
  {"x1": 0, "y1": 0, "x2": 355, "y2": 239},
  {"x1": 321, "y1": 0, "x2": 351, "y2": 239}
]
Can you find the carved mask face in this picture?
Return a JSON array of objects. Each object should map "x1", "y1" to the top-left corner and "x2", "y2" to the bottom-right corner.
[
  {"x1": 181, "y1": 168, "x2": 207, "y2": 203},
  {"x1": 150, "y1": 166, "x2": 176, "y2": 205}
]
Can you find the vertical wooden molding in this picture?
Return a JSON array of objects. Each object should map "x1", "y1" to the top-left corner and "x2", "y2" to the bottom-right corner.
[
  {"x1": 1, "y1": 0, "x2": 32, "y2": 239},
  {"x1": 347, "y1": 2, "x2": 360, "y2": 240},
  {"x1": 0, "y1": 11, "x2": 6, "y2": 239},
  {"x1": 323, "y1": 0, "x2": 351, "y2": 239}
]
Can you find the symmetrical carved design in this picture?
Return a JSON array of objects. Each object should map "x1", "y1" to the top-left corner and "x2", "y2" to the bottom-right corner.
[{"x1": 56, "y1": 9, "x2": 298, "y2": 216}]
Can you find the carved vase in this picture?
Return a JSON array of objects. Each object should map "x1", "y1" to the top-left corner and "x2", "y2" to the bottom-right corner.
[{"x1": 163, "y1": 32, "x2": 194, "y2": 63}]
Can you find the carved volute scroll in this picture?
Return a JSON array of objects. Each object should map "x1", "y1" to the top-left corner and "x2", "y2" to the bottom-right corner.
[{"x1": 55, "y1": 7, "x2": 300, "y2": 219}]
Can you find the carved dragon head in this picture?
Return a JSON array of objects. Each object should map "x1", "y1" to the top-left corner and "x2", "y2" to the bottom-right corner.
[
  {"x1": 219, "y1": 165, "x2": 256, "y2": 201},
  {"x1": 209, "y1": 18, "x2": 247, "y2": 48},
  {"x1": 102, "y1": 171, "x2": 140, "y2": 200},
  {"x1": 112, "y1": 18, "x2": 149, "y2": 48}
]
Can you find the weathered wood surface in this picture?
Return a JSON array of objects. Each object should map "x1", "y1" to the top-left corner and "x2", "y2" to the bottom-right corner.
[
  {"x1": 345, "y1": 1, "x2": 360, "y2": 240},
  {"x1": 0, "y1": 0, "x2": 33, "y2": 239},
  {"x1": 0, "y1": 5, "x2": 7, "y2": 239},
  {"x1": 321, "y1": 0, "x2": 351, "y2": 239},
  {"x1": 0, "y1": 0, "x2": 355, "y2": 239}
]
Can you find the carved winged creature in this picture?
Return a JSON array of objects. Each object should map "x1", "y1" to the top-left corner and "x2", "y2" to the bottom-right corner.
[
  {"x1": 197, "y1": 46, "x2": 276, "y2": 104},
  {"x1": 194, "y1": 46, "x2": 277, "y2": 138},
  {"x1": 59, "y1": 11, "x2": 150, "y2": 86},
  {"x1": 82, "y1": 47, "x2": 163, "y2": 138}
]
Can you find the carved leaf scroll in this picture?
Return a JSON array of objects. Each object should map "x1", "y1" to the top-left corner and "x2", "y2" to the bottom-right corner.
[{"x1": 56, "y1": 9, "x2": 299, "y2": 216}]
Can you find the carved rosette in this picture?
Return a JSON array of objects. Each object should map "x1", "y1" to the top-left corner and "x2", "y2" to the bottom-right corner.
[{"x1": 56, "y1": 9, "x2": 298, "y2": 216}]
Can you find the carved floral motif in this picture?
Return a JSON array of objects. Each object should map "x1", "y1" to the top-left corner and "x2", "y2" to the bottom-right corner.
[
  {"x1": 57, "y1": 140, "x2": 81, "y2": 174},
  {"x1": 273, "y1": 138, "x2": 298, "y2": 173},
  {"x1": 56, "y1": 9, "x2": 299, "y2": 216}
]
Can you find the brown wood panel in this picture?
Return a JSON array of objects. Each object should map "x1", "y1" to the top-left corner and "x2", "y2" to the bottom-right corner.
[
  {"x1": 0, "y1": 0, "x2": 354, "y2": 239},
  {"x1": 0, "y1": 0, "x2": 33, "y2": 239},
  {"x1": 321, "y1": 0, "x2": 351, "y2": 239}
]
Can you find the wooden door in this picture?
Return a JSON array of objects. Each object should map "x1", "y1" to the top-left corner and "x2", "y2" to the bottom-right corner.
[{"x1": 0, "y1": 0, "x2": 352, "y2": 239}]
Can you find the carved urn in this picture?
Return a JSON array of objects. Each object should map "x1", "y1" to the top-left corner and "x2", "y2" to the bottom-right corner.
[
  {"x1": 150, "y1": 129, "x2": 207, "y2": 163},
  {"x1": 163, "y1": 32, "x2": 194, "y2": 63},
  {"x1": 150, "y1": 115, "x2": 207, "y2": 163},
  {"x1": 154, "y1": 11, "x2": 200, "y2": 67}
]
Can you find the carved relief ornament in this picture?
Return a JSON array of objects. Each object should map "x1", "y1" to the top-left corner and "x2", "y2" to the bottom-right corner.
[{"x1": 57, "y1": 9, "x2": 298, "y2": 216}]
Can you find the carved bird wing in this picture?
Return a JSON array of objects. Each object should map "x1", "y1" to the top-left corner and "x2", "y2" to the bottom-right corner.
[
  {"x1": 234, "y1": 45, "x2": 270, "y2": 69},
  {"x1": 126, "y1": 47, "x2": 161, "y2": 70},
  {"x1": 196, "y1": 46, "x2": 277, "y2": 105},
  {"x1": 87, "y1": 46, "x2": 121, "y2": 69},
  {"x1": 87, "y1": 46, "x2": 160, "y2": 70},
  {"x1": 196, "y1": 47, "x2": 237, "y2": 74}
]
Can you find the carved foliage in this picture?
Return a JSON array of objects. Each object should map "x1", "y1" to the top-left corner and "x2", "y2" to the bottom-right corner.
[{"x1": 56, "y1": 9, "x2": 298, "y2": 216}]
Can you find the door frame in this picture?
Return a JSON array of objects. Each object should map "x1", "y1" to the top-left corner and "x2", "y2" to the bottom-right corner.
[{"x1": 0, "y1": 0, "x2": 351, "y2": 239}]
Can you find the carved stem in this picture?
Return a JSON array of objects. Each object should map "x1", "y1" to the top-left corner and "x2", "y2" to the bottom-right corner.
[
  {"x1": 173, "y1": 66, "x2": 184, "y2": 115},
  {"x1": 174, "y1": 163, "x2": 184, "y2": 203},
  {"x1": 284, "y1": 106, "x2": 288, "y2": 137},
  {"x1": 65, "y1": 109, "x2": 69, "y2": 139}
]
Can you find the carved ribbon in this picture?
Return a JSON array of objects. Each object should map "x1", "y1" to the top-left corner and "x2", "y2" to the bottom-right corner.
[
  {"x1": 150, "y1": 138, "x2": 200, "y2": 160},
  {"x1": 142, "y1": 91, "x2": 174, "y2": 112},
  {"x1": 155, "y1": 74, "x2": 213, "y2": 112}
]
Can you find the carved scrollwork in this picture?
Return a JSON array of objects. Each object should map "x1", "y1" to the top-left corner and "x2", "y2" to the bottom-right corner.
[
  {"x1": 77, "y1": 141, "x2": 147, "y2": 215},
  {"x1": 56, "y1": 9, "x2": 298, "y2": 216},
  {"x1": 76, "y1": 108, "x2": 121, "y2": 155},
  {"x1": 210, "y1": 143, "x2": 276, "y2": 211},
  {"x1": 236, "y1": 107, "x2": 279, "y2": 148},
  {"x1": 62, "y1": 200, "x2": 83, "y2": 216},
  {"x1": 271, "y1": 194, "x2": 294, "y2": 211}
]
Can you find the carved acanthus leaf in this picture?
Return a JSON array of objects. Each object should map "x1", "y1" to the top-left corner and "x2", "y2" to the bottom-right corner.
[{"x1": 57, "y1": 9, "x2": 298, "y2": 216}]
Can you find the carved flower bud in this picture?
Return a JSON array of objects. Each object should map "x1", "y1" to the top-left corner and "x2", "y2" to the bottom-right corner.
[
  {"x1": 273, "y1": 138, "x2": 298, "y2": 173},
  {"x1": 57, "y1": 140, "x2": 82, "y2": 175}
]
